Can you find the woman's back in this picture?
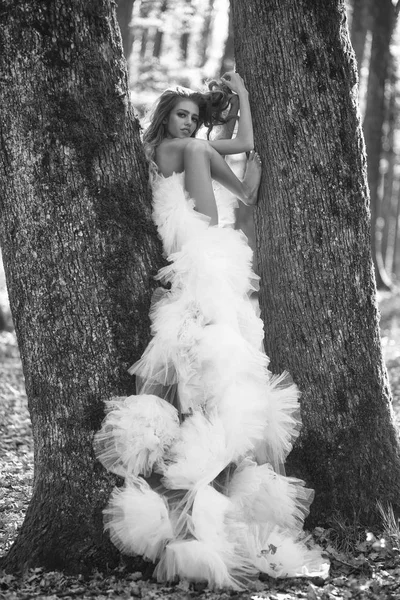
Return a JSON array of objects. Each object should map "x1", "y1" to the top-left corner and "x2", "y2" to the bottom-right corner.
[{"x1": 155, "y1": 138, "x2": 189, "y2": 177}]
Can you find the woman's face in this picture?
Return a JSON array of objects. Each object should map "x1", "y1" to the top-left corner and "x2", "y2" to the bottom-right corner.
[{"x1": 165, "y1": 99, "x2": 199, "y2": 139}]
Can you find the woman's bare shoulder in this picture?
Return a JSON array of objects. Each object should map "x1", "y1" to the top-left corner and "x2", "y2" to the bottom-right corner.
[
  {"x1": 159, "y1": 138, "x2": 208, "y2": 150},
  {"x1": 156, "y1": 138, "x2": 209, "y2": 177}
]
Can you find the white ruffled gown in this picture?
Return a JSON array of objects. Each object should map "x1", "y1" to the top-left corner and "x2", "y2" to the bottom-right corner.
[{"x1": 94, "y1": 172, "x2": 329, "y2": 589}]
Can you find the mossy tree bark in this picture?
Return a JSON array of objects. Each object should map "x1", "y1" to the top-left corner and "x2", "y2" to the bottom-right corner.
[
  {"x1": 0, "y1": 0, "x2": 162, "y2": 573},
  {"x1": 231, "y1": 0, "x2": 400, "y2": 526}
]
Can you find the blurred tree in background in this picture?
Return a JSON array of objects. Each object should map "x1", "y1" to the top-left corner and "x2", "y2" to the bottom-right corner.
[
  {"x1": 116, "y1": 0, "x2": 135, "y2": 58},
  {"x1": 351, "y1": 0, "x2": 372, "y2": 77},
  {"x1": 361, "y1": 0, "x2": 400, "y2": 289},
  {"x1": 348, "y1": 0, "x2": 400, "y2": 288},
  {"x1": 117, "y1": 0, "x2": 231, "y2": 114}
]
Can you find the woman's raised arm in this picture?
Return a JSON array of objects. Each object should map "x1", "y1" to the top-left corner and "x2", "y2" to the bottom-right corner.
[{"x1": 209, "y1": 72, "x2": 254, "y2": 156}]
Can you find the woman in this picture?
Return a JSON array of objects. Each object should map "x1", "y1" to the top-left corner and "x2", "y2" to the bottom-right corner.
[
  {"x1": 95, "y1": 73, "x2": 328, "y2": 589},
  {"x1": 144, "y1": 72, "x2": 262, "y2": 226}
]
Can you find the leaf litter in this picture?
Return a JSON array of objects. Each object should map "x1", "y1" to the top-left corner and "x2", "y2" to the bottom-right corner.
[{"x1": 1, "y1": 293, "x2": 400, "y2": 599}]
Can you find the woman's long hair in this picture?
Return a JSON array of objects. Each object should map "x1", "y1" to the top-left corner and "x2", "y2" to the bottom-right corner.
[{"x1": 143, "y1": 81, "x2": 233, "y2": 174}]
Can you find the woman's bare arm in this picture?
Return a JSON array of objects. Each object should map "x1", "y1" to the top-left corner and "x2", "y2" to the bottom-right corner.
[
  {"x1": 211, "y1": 94, "x2": 239, "y2": 151},
  {"x1": 208, "y1": 72, "x2": 254, "y2": 156}
]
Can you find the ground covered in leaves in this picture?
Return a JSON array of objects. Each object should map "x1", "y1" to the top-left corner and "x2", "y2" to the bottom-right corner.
[{"x1": 1, "y1": 292, "x2": 400, "y2": 599}]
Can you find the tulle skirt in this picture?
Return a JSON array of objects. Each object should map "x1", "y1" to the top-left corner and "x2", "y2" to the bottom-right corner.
[{"x1": 94, "y1": 172, "x2": 329, "y2": 589}]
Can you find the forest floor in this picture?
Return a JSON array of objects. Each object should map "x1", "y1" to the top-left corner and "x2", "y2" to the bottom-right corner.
[{"x1": 1, "y1": 290, "x2": 400, "y2": 599}]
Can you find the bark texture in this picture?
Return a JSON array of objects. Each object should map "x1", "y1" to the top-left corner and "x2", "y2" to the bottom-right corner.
[
  {"x1": 0, "y1": 0, "x2": 162, "y2": 572},
  {"x1": 231, "y1": 0, "x2": 400, "y2": 526}
]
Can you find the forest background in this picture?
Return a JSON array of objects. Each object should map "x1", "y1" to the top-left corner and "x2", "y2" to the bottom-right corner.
[
  {"x1": 2, "y1": 0, "x2": 400, "y2": 320},
  {"x1": 2, "y1": 0, "x2": 400, "y2": 599}
]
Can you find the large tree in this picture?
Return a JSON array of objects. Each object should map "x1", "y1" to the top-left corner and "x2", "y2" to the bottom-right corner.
[
  {"x1": 0, "y1": 0, "x2": 162, "y2": 572},
  {"x1": 231, "y1": 0, "x2": 400, "y2": 526}
]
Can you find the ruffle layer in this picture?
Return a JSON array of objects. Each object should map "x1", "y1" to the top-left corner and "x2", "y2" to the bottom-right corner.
[
  {"x1": 94, "y1": 394, "x2": 180, "y2": 478},
  {"x1": 95, "y1": 172, "x2": 328, "y2": 588},
  {"x1": 104, "y1": 476, "x2": 173, "y2": 562}
]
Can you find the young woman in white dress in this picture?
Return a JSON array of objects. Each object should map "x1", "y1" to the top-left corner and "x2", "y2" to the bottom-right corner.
[
  {"x1": 95, "y1": 72, "x2": 329, "y2": 589},
  {"x1": 144, "y1": 72, "x2": 261, "y2": 224}
]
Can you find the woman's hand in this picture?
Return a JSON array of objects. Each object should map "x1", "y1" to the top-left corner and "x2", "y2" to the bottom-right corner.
[
  {"x1": 221, "y1": 71, "x2": 248, "y2": 95},
  {"x1": 209, "y1": 70, "x2": 254, "y2": 155}
]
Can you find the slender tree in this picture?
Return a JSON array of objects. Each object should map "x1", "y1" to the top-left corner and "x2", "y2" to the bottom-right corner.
[
  {"x1": 363, "y1": 0, "x2": 400, "y2": 289},
  {"x1": 231, "y1": 0, "x2": 400, "y2": 526},
  {"x1": 0, "y1": 0, "x2": 162, "y2": 572},
  {"x1": 0, "y1": 306, "x2": 6, "y2": 332},
  {"x1": 386, "y1": 179, "x2": 400, "y2": 276},
  {"x1": 350, "y1": 0, "x2": 372, "y2": 77},
  {"x1": 392, "y1": 189, "x2": 400, "y2": 276},
  {"x1": 220, "y1": 5, "x2": 234, "y2": 75},
  {"x1": 153, "y1": 0, "x2": 168, "y2": 59},
  {"x1": 179, "y1": 0, "x2": 193, "y2": 63},
  {"x1": 380, "y1": 58, "x2": 397, "y2": 269},
  {"x1": 116, "y1": 0, "x2": 135, "y2": 59},
  {"x1": 198, "y1": 0, "x2": 214, "y2": 67}
]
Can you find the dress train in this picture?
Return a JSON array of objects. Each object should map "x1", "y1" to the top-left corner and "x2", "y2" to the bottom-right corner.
[{"x1": 94, "y1": 172, "x2": 329, "y2": 589}]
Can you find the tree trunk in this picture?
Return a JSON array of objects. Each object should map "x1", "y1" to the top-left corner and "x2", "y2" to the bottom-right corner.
[
  {"x1": 180, "y1": 31, "x2": 189, "y2": 62},
  {"x1": 392, "y1": 184, "x2": 400, "y2": 276},
  {"x1": 381, "y1": 61, "x2": 397, "y2": 268},
  {"x1": 198, "y1": 0, "x2": 214, "y2": 67},
  {"x1": 140, "y1": 27, "x2": 149, "y2": 59},
  {"x1": 383, "y1": 42, "x2": 400, "y2": 275},
  {"x1": 0, "y1": 0, "x2": 162, "y2": 573},
  {"x1": 363, "y1": 0, "x2": 397, "y2": 290},
  {"x1": 220, "y1": 7, "x2": 234, "y2": 75},
  {"x1": 386, "y1": 179, "x2": 400, "y2": 276},
  {"x1": 0, "y1": 306, "x2": 6, "y2": 332},
  {"x1": 116, "y1": 0, "x2": 135, "y2": 60},
  {"x1": 153, "y1": 0, "x2": 168, "y2": 59},
  {"x1": 231, "y1": 0, "x2": 400, "y2": 526},
  {"x1": 381, "y1": 163, "x2": 395, "y2": 268},
  {"x1": 350, "y1": 0, "x2": 372, "y2": 76}
]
